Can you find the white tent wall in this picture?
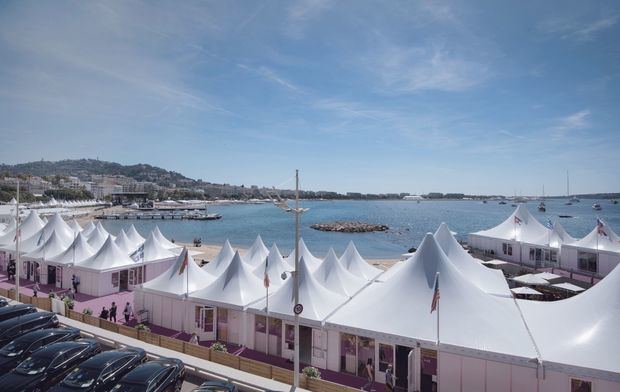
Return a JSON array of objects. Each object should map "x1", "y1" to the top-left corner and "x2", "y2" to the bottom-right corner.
[
  {"x1": 142, "y1": 258, "x2": 176, "y2": 283},
  {"x1": 560, "y1": 246, "x2": 620, "y2": 276},
  {"x1": 469, "y1": 235, "x2": 525, "y2": 264},
  {"x1": 518, "y1": 242, "x2": 560, "y2": 269},
  {"x1": 137, "y1": 291, "x2": 189, "y2": 332}
]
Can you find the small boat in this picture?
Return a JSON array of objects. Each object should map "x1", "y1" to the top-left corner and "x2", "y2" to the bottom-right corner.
[
  {"x1": 559, "y1": 215, "x2": 573, "y2": 218},
  {"x1": 482, "y1": 200, "x2": 487, "y2": 204},
  {"x1": 593, "y1": 204, "x2": 602, "y2": 211},
  {"x1": 611, "y1": 200, "x2": 618, "y2": 204},
  {"x1": 499, "y1": 201, "x2": 507, "y2": 205},
  {"x1": 565, "y1": 201, "x2": 572, "y2": 206},
  {"x1": 538, "y1": 202, "x2": 546, "y2": 212},
  {"x1": 511, "y1": 204, "x2": 517, "y2": 207}
]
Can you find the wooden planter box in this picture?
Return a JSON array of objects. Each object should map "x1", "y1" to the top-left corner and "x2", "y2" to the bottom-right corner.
[
  {"x1": 138, "y1": 330, "x2": 161, "y2": 346},
  {"x1": 272, "y1": 366, "x2": 295, "y2": 385},
  {"x1": 0, "y1": 288, "x2": 8, "y2": 297},
  {"x1": 159, "y1": 336, "x2": 184, "y2": 353},
  {"x1": 306, "y1": 377, "x2": 354, "y2": 392},
  {"x1": 20, "y1": 294, "x2": 32, "y2": 304},
  {"x1": 239, "y1": 357, "x2": 272, "y2": 379},
  {"x1": 67, "y1": 309, "x2": 84, "y2": 322},
  {"x1": 99, "y1": 319, "x2": 119, "y2": 334},
  {"x1": 211, "y1": 350, "x2": 240, "y2": 369},
  {"x1": 82, "y1": 314, "x2": 101, "y2": 327},
  {"x1": 183, "y1": 343, "x2": 211, "y2": 361},
  {"x1": 33, "y1": 297, "x2": 51, "y2": 311},
  {"x1": 117, "y1": 325, "x2": 138, "y2": 339}
]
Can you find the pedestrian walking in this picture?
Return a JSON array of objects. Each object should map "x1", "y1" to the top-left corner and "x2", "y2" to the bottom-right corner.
[
  {"x1": 189, "y1": 332, "x2": 200, "y2": 345},
  {"x1": 71, "y1": 274, "x2": 80, "y2": 293},
  {"x1": 33, "y1": 282, "x2": 40, "y2": 297},
  {"x1": 385, "y1": 364, "x2": 395, "y2": 391},
  {"x1": 361, "y1": 358, "x2": 374, "y2": 391},
  {"x1": 123, "y1": 302, "x2": 133, "y2": 324},
  {"x1": 109, "y1": 302, "x2": 117, "y2": 323},
  {"x1": 99, "y1": 306, "x2": 109, "y2": 319}
]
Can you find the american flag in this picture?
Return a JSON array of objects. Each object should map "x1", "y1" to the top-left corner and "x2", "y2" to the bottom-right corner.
[
  {"x1": 545, "y1": 219, "x2": 554, "y2": 230},
  {"x1": 514, "y1": 216, "x2": 522, "y2": 225},
  {"x1": 597, "y1": 218, "x2": 608, "y2": 237},
  {"x1": 178, "y1": 250, "x2": 189, "y2": 275},
  {"x1": 131, "y1": 244, "x2": 145, "y2": 262},
  {"x1": 263, "y1": 257, "x2": 270, "y2": 289},
  {"x1": 430, "y1": 273, "x2": 440, "y2": 313}
]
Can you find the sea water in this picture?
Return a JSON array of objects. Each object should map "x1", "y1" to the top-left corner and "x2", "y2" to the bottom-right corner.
[{"x1": 99, "y1": 199, "x2": 620, "y2": 259}]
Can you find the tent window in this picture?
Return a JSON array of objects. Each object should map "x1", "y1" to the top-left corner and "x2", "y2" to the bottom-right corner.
[
  {"x1": 529, "y1": 248, "x2": 535, "y2": 261},
  {"x1": 577, "y1": 252, "x2": 597, "y2": 273},
  {"x1": 340, "y1": 333, "x2": 357, "y2": 375},
  {"x1": 312, "y1": 329, "x2": 324, "y2": 359},
  {"x1": 269, "y1": 318, "x2": 282, "y2": 337},
  {"x1": 255, "y1": 315, "x2": 266, "y2": 333},
  {"x1": 550, "y1": 250, "x2": 558, "y2": 262},
  {"x1": 378, "y1": 343, "x2": 394, "y2": 372},
  {"x1": 195, "y1": 306, "x2": 214, "y2": 332},
  {"x1": 129, "y1": 266, "x2": 145, "y2": 285},
  {"x1": 357, "y1": 336, "x2": 375, "y2": 378},
  {"x1": 111, "y1": 272, "x2": 119, "y2": 288},
  {"x1": 570, "y1": 378, "x2": 591, "y2": 392},
  {"x1": 285, "y1": 324, "x2": 295, "y2": 350},
  {"x1": 502, "y1": 243, "x2": 513, "y2": 256}
]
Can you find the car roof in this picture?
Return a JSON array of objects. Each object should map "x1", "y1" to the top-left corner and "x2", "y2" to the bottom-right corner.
[
  {"x1": 120, "y1": 360, "x2": 176, "y2": 383},
  {"x1": 0, "y1": 311, "x2": 54, "y2": 327},
  {"x1": 80, "y1": 348, "x2": 143, "y2": 368},
  {"x1": 32, "y1": 340, "x2": 95, "y2": 359},
  {"x1": 13, "y1": 327, "x2": 79, "y2": 343},
  {"x1": 0, "y1": 304, "x2": 34, "y2": 314}
]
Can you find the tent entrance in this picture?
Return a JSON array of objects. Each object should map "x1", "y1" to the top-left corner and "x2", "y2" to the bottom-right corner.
[
  {"x1": 420, "y1": 348, "x2": 437, "y2": 392},
  {"x1": 195, "y1": 306, "x2": 216, "y2": 341},
  {"x1": 395, "y1": 345, "x2": 412, "y2": 390},
  {"x1": 119, "y1": 270, "x2": 129, "y2": 290},
  {"x1": 55, "y1": 266, "x2": 63, "y2": 288},
  {"x1": 300, "y1": 325, "x2": 312, "y2": 364},
  {"x1": 47, "y1": 266, "x2": 56, "y2": 286},
  {"x1": 27, "y1": 261, "x2": 39, "y2": 282}
]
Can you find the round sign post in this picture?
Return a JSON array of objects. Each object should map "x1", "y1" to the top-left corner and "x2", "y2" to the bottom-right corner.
[{"x1": 293, "y1": 303, "x2": 303, "y2": 315}]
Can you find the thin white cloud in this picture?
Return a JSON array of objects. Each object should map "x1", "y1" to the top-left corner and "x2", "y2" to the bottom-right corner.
[
  {"x1": 540, "y1": 14, "x2": 619, "y2": 42},
  {"x1": 237, "y1": 64, "x2": 303, "y2": 93},
  {"x1": 554, "y1": 109, "x2": 591, "y2": 131},
  {"x1": 286, "y1": 0, "x2": 333, "y2": 38}
]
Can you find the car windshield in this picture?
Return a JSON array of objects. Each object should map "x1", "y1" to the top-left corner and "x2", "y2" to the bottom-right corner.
[
  {"x1": 0, "y1": 341, "x2": 27, "y2": 357},
  {"x1": 62, "y1": 366, "x2": 100, "y2": 388},
  {"x1": 110, "y1": 382, "x2": 145, "y2": 392},
  {"x1": 15, "y1": 355, "x2": 49, "y2": 375}
]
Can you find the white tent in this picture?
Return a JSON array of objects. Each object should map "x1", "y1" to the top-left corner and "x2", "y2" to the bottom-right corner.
[
  {"x1": 126, "y1": 224, "x2": 145, "y2": 245},
  {"x1": 313, "y1": 248, "x2": 367, "y2": 297},
  {"x1": 202, "y1": 240, "x2": 235, "y2": 276},
  {"x1": 23, "y1": 231, "x2": 68, "y2": 261},
  {"x1": 141, "y1": 232, "x2": 178, "y2": 263},
  {"x1": 0, "y1": 211, "x2": 44, "y2": 246},
  {"x1": 8, "y1": 197, "x2": 17, "y2": 205},
  {"x1": 285, "y1": 238, "x2": 322, "y2": 272},
  {"x1": 533, "y1": 271, "x2": 562, "y2": 281},
  {"x1": 115, "y1": 229, "x2": 138, "y2": 254},
  {"x1": 551, "y1": 282, "x2": 585, "y2": 292},
  {"x1": 529, "y1": 221, "x2": 576, "y2": 249},
  {"x1": 87, "y1": 226, "x2": 110, "y2": 250},
  {"x1": 47, "y1": 232, "x2": 95, "y2": 266},
  {"x1": 40, "y1": 213, "x2": 74, "y2": 244},
  {"x1": 252, "y1": 243, "x2": 292, "y2": 288},
  {"x1": 510, "y1": 287, "x2": 543, "y2": 296},
  {"x1": 243, "y1": 235, "x2": 270, "y2": 267},
  {"x1": 326, "y1": 233, "x2": 538, "y2": 359},
  {"x1": 68, "y1": 219, "x2": 83, "y2": 233},
  {"x1": 74, "y1": 235, "x2": 136, "y2": 273},
  {"x1": 81, "y1": 221, "x2": 96, "y2": 238},
  {"x1": 190, "y1": 251, "x2": 266, "y2": 310},
  {"x1": 434, "y1": 222, "x2": 511, "y2": 297},
  {"x1": 250, "y1": 256, "x2": 347, "y2": 326},
  {"x1": 510, "y1": 274, "x2": 549, "y2": 286},
  {"x1": 339, "y1": 241, "x2": 382, "y2": 280},
  {"x1": 152, "y1": 226, "x2": 178, "y2": 249},
  {"x1": 560, "y1": 220, "x2": 620, "y2": 276},
  {"x1": 519, "y1": 261, "x2": 620, "y2": 377}
]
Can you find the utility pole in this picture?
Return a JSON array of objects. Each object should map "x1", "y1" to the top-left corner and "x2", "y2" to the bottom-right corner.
[{"x1": 293, "y1": 169, "x2": 301, "y2": 388}]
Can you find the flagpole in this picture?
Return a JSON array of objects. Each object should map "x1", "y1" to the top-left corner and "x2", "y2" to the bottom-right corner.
[
  {"x1": 15, "y1": 180, "x2": 20, "y2": 302},
  {"x1": 435, "y1": 272, "x2": 440, "y2": 392},
  {"x1": 293, "y1": 169, "x2": 300, "y2": 389},
  {"x1": 265, "y1": 280, "x2": 269, "y2": 356}
]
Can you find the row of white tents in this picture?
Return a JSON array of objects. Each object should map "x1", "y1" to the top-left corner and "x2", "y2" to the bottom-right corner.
[
  {"x1": 134, "y1": 223, "x2": 619, "y2": 391},
  {"x1": 4, "y1": 197, "x2": 106, "y2": 209},
  {"x1": 0, "y1": 211, "x2": 180, "y2": 296},
  {"x1": 469, "y1": 204, "x2": 620, "y2": 276}
]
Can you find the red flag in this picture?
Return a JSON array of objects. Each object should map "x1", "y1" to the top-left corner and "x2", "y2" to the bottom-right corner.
[
  {"x1": 597, "y1": 219, "x2": 608, "y2": 237},
  {"x1": 430, "y1": 273, "x2": 440, "y2": 313},
  {"x1": 263, "y1": 257, "x2": 270, "y2": 289},
  {"x1": 514, "y1": 216, "x2": 522, "y2": 225},
  {"x1": 178, "y1": 251, "x2": 189, "y2": 275}
]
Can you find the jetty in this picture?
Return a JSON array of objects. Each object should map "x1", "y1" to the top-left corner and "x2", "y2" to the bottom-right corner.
[
  {"x1": 310, "y1": 221, "x2": 388, "y2": 233},
  {"x1": 95, "y1": 212, "x2": 222, "y2": 220}
]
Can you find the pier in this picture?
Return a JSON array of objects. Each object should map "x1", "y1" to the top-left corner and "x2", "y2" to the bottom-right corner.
[{"x1": 95, "y1": 212, "x2": 222, "y2": 220}]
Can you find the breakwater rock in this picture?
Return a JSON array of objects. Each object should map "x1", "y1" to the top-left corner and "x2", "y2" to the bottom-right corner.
[{"x1": 310, "y1": 221, "x2": 389, "y2": 233}]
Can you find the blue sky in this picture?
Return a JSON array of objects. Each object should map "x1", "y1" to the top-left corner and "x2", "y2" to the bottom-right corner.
[{"x1": 0, "y1": 1, "x2": 619, "y2": 195}]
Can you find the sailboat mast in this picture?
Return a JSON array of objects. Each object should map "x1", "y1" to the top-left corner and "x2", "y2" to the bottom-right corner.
[{"x1": 566, "y1": 171, "x2": 570, "y2": 197}]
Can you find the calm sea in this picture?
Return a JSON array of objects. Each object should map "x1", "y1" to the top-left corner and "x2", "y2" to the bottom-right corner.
[{"x1": 100, "y1": 199, "x2": 620, "y2": 259}]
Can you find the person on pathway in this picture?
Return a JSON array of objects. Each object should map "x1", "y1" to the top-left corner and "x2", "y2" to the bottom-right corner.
[
  {"x1": 385, "y1": 364, "x2": 395, "y2": 391},
  {"x1": 71, "y1": 275, "x2": 80, "y2": 293},
  {"x1": 68, "y1": 288, "x2": 75, "y2": 300},
  {"x1": 7, "y1": 261, "x2": 15, "y2": 281},
  {"x1": 361, "y1": 358, "x2": 374, "y2": 391},
  {"x1": 32, "y1": 282, "x2": 40, "y2": 298},
  {"x1": 109, "y1": 302, "x2": 117, "y2": 323},
  {"x1": 189, "y1": 332, "x2": 200, "y2": 345},
  {"x1": 99, "y1": 306, "x2": 109, "y2": 319},
  {"x1": 123, "y1": 302, "x2": 133, "y2": 324}
]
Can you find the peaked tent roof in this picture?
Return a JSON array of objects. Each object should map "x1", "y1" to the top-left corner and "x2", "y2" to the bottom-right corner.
[
  {"x1": 519, "y1": 260, "x2": 620, "y2": 375},
  {"x1": 339, "y1": 241, "x2": 382, "y2": 280},
  {"x1": 250, "y1": 256, "x2": 347, "y2": 326},
  {"x1": 563, "y1": 220, "x2": 620, "y2": 253},
  {"x1": 23, "y1": 231, "x2": 68, "y2": 260},
  {"x1": 0, "y1": 211, "x2": 45, "y2": 246},
  {"x1": 314, "y1": 248, "x2": 367, "y2": 297},
  {"x1": 141, "y1": 232, "x2": 177, "y2": 263},
  {"x1": 47, "y1": 232, "x2": 95, "y2": 266},
  {"x1": 527, "y1": 221, "x2": 576, "y2": 248},
  {"x1": 8, "y1": 197, "x2": 17, "y2": 205},
  {"x1": 41, "y1": 213, "x2": 74, "y2": 244},
  {"x1": 141, "y1": 248, "x2": 214, "y2": 298},
  {"x1": 326, "y1": 234, "x2": 538, "y2": 359},
  {"x1": 87, "y1": 226, "x2": 110, "y2": 250},
  {"x1": 471, "y1": 204, "x2": 550, "y2": 243},
  {"x1": 126, "y1": 224, "x2": 145, "y2": 245},
  {"x1": 202, "y1": 240, "x2": 235, "y2": 276},
  {"x1": 243, "y1": 235, "x2": 270, "y2": 267},
  {"x1": 252, "y1": 243, "x2": 292, "y2": 288},
  {"x1": 115, "y1": 229, "x2": 138, "y2": 254},
  {"x1": 434, "y1": 223, "x2": 511, "y2": 297},
  {"x1": 74, "y1": 235, "x2": 136, "y2": 272},
  {"x1": 152, "y1": 226, "x2": 179, "y2": 249},
  {"x1": 190, "y1": 251, "x2": 266, "y2": 310},
  {"x1": 285, "y1": 238, "x2": 322, "y2": 272},
  {"x1": 69, "y1": 219, "x2": 83, "y2": 233},
  {"x1": 81, "y1": 221, "x2": 97, "y2": 238}
]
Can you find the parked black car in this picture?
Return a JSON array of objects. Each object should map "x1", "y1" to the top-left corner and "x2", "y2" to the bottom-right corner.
[
  {"x1": 0, "y1": 327, "x2": 81, "y2": 373},
  {"x1": 110, "y1": 358, "x2": 185, "y2": 392},
  {"x1": 0, "y1": 339, "x2": 102, "y2": 392},
  {"x1": 0, "y1": 311, "x2": 59, "y2": 346},
  {"x1": 0, "y1": 304, "x2": 36, "y2": 322},
  {"x1": 192, "y1": 381, "x2": 239, "y2": 392},
  {"x1": 0, "y1": 297, "x2": 8, "y2": 307},
  {"x1": 49, "y1": 347, "x2": 147, "y2": 392}
]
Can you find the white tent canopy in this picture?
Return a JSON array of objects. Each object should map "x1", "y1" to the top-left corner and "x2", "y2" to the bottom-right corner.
[
  {"x1": 141, "y1": 248, "x2": 213, "y2": 298},
  {"x1": 286, "y1": 238, "x2": 322, "y2": 272},
  {"x1": 434, "y1": 222, "x2": 512, "y2": 297},
  {"x1": 243, "y1": 235, "x2": 269, "y2": 267},
  {"x1": 551, "y1": 282, "x2": 585, "y2": 292},
  {"x1": 41, "y1": 213, "x2": 74, "y2": 244},
  {"x1": 68, "y1": 219, "x2": 83, "y2": 233},
  {"x1": 533, "y1": 272, "x2": 562, "y2": 281},
  {"x1": 126, "y1": 224, "x2": 145, "y2": 245},
  {"x1": 81, "y1": 221, "x2": 96, "y2": 238},
  {"x1": 0, "y1": 211, "x2": 45, "y2": 246},
  {"x1": 480, "y1": 259, "x2": 508, "y2": 266},
  {"x1": 8, "y1": 197, "x2": 17, "y2": 205},
  {"x1": 23, "y1": 231, "x2": 68, "y2": 260},
  {"x1": 528, "y1": 221, "x2": 576, "y2": 248},
  {"x1": 250, "y1": 256, "x2": 347, "y2": 326},
  {"x1": 510, "y1": 287, "x2": 543, "y2": 296},
  {"x1": 510, "y1": 274, "x2": 549, "y2": 286},
  {"x1": 152, "y1": 226, "x2": 179, "y2": 250},
  {"x1": 87, "y1": 226, "x2": 110, "y2": 250},
  {"x1": 141, "y1": 232, "x2": 177, "y2": 263},
  {"x1": 471, "y1": 204, "x2": 550, "y2": 243},
  {"x1": 190, "y1": 251, "x2": 266, "y2": 310},
  {"x1": 313, "y1": 248, "x2": 367, "y2": 297},
  {"x1": 202, "y1": 240, "x2": 235, "y2": 276},
  {"x1": 74, "y1": 235, "x2": 137, "y2": 272},
  {"x1": 115, "y1": 229, "x2": 138, "y2": 254},
  {"x1": 47, "y1": 232, "x2": 95, "y2": 266},
  {"x1": 564, "y1": 220, "x2": 620, "y2": 253},
  {"x1": 339, "y1": 241, "x2": 382, "y2": 280},
  {"x1": 326, "y1": 233, "x2": 538, "y2": 359},
  {"x1": 252, "y1": 243, "x2": 292, "y2": 288}
]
